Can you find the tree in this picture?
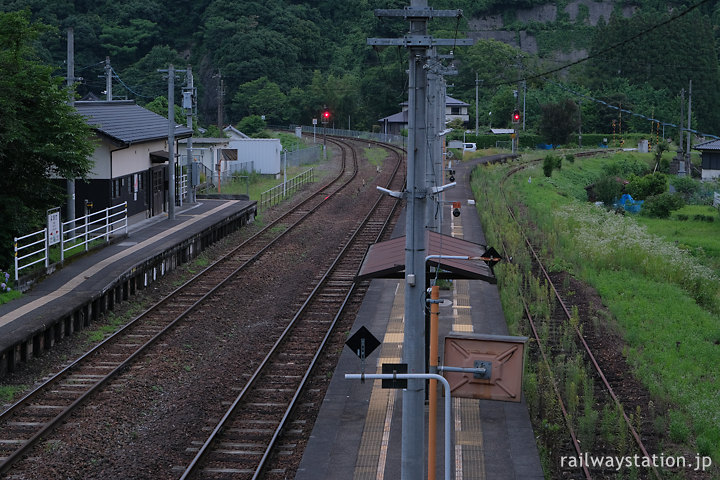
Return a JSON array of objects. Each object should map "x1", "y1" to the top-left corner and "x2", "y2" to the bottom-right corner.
[
  {"x1": 540, "y1": 99, "x2": 581, "y2": 145},
  {"x1": 237, "y1": 115, "x2": 267, "y2": 137},
  {"x1": 0, "y1": 11, "x2": 95, "y2": 268}
]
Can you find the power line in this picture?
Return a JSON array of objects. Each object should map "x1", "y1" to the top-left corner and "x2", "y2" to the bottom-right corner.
[
  {"x1": 110, "y1": 66, "x2": 159, "y2": 99},
  {"x1": 488, "y1": 0, "x2": 714, "y2": 87},
  {"x1": 545, "y1": 78, "x2": 719, "y2": 140}
]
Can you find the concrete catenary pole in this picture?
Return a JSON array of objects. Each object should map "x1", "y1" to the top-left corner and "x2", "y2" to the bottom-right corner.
[
  {"x1": 403, "y1": 4, "x2": 429, "y2": 475},
  {"x1": 368, "y1": 5, "x2": 471, "y2": 478}
]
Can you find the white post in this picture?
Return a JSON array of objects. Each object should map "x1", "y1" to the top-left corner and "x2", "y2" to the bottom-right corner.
[
  {"x1": 14, "y1": 237, "x2": 18, "y2": 282},
  {"x1": 44, "y1": 228, "x2": 49, "y2": 268},
  {"x1": 60, "y1": 221, "x2": 65, "y2": 263},
  {"x1": 105, "y1": 206, "x2": 110, "y2": 241}
]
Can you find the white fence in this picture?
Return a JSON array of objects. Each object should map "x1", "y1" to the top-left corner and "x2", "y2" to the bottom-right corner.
[
  {"x1": 259, "y1": 168, "x2": 314, "y2": 210},
  {"x1": 14, "y1": 203, "x2": 127, "y2": 281}
]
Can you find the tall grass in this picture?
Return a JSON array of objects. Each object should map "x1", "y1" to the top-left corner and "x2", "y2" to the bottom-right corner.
[{"x1": 474, "y1": 153, "x2": 720, "y2": 466}]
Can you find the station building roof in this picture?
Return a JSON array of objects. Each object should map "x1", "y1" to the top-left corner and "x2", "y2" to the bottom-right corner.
[
  {"x1": 75, "y1": 100, "x2": 193, "y2": 146},
  {"x1": 357, "y1": 231, "x2": 496, "y2": 283}
]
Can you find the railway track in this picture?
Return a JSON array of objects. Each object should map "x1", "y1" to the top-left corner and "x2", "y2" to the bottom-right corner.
[
  {"x1": 481, "y1": 153, "x2": 659, "y2": 480},
  {"x1": 0, "y1": 136, "x2": 404, "y2": 479},
  {"x1": 178, "y1": 139, "x2": 405, "y2": 480}
]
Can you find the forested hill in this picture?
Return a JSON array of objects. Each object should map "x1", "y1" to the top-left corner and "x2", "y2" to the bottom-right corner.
[{"x1": 1, "y1": 0, "x2": 719, "y2": 135}]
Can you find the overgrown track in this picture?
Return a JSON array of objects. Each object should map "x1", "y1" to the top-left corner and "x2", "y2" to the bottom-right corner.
[
  {"x1": 488, "y1": 154, "x2": 658, "y2": 480},
  {"x1": 178, "y1": 137, "x2": 405, "y2": 480},
  {"x1": 0, "y1": 136, "x2": 403, "y2": 478}
]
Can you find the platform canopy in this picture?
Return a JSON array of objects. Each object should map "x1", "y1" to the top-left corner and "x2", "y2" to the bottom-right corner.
[{"x1": 356, "y1": 231, "x2": 497, "y2": 284}]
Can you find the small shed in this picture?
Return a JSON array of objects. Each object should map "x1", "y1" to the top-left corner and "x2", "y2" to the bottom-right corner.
[{"x1": 694, "y1": 138, "x2": 720, "y2": 180}]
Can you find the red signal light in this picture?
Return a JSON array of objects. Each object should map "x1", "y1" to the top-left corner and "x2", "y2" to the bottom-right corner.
[
  {"x1": 512, "y1": 110, "x2": 520, "y2": 124},
  {"x1": 323, "y1": 110, "x2": 330, "y2": 119}
]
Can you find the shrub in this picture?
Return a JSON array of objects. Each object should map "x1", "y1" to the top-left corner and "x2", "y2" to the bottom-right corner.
[
  {"x1": 625, "y1": 172, "x2": 667, "y2": 200},
  {"x1": 671, "y1": 175, "x2": 700, "y2": 201},
  {"x1": 543, "y1": 154, "x2": 562, "y2": 177},
  {"x1": 593, "y1": 175, "x2": 623, "y2": 205},
  {"x1": 642, "y1": 192, "x2": 684, "y2": 218},
  {"x1": 602, "y1": 156, "x2": 649, "y2": 177},
  {"x1": 543, "y1": 156, "x2": 554, "y2": 177}
]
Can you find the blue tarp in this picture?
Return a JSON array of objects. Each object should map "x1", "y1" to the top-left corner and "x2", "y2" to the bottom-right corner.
[
  {"x1": 536, "y1": 144, "x2": 553, "y2": 150},
  {"x1": 615, "y1": 193, "x2": 644, "y2": 213}
]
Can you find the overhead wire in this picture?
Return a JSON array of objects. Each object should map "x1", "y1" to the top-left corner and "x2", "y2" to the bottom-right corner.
[
  {"x1": 544, "y1": 77, "x2": 720, "y2": 140},
  {"x1": 485, "y1": 0, "x2": 715, "y2": 88}
]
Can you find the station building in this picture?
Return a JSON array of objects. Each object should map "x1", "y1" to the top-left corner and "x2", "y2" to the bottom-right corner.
[{"x1": 73, "y1": 100, "x2": 193, "y2": 218}]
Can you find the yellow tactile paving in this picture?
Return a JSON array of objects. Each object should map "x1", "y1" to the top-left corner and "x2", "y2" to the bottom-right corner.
[
  {"x1": 354, "y1": 281, "x2": 404, "y2": 480},
  {"x1": 354, "y1": 203, "x2": 489, "y2": 478},
  {"x1": 450, "y1": 206, "x2": 486, "y2": 480}
]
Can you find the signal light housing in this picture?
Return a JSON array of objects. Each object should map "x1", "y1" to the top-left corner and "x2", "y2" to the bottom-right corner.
[{"x1": 512, "y1": 109, "x2": 520, "y2": 124}]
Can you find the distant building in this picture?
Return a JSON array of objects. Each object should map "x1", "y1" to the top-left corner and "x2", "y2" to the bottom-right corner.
[
  {"x1": 178, "y1": 125, "x2": 282, "y2": 178},
  {"x1": 74, "y1": 100, "x2": 192, "y2": 218},
  {"x1": 694, "y1": 139, "x2": 720, "y2": 180},
  {"x1": 378, "y1": 96, "x2": 470, "y2": 135}
]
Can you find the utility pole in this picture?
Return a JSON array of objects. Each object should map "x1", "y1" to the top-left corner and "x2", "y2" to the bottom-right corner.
[
  {"x1": 66, "y1": 28, "x2": 79, "y2": 229},
  {"x1": 103, "y1": 57, "x2": 112, "y2": 101},
  {"x1": 677, "y1": 88, "x2": 685, "y2": 176},
  {"x1": 184, "y1": 66, "x2": 196, "y2": 203},
  {"x1": 158, "y1": 65, "x2": 187, "y2": 219},
  {"x1": 578, "y1": 99, "x2": 583, "y2": 148},
  {"x1": 214, "y1": 71, "x2": 225, "y2": 129},
  {"x1": 475, "y1": 72, "x2": 479, "y2": 136},
  {"x1": 686, "y1": 80, "x2": 692, "y2": 173},
  {"x1": 369, "y1": 4, "x2": 471, "y2": 479}
]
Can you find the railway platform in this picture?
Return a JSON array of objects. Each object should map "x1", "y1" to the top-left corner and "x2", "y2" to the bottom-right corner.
[
  {"x1": 0, "y1": 198, "x2": 256, "y2": 377},
  {"x1": 296, "y1": 154, "x2": 544, "y2": 479}
]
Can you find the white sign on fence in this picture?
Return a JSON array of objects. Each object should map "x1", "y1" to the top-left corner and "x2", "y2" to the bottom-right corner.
[
  {"x1": 714, "y1": 192, "x2": 720, "y2": 208},
  {"x1": 47, "y1": 211, "x2": 60, "y2": 246}
]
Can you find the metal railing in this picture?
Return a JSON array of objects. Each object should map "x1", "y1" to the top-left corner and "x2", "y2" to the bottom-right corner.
[
  {"x1": 13, "y1": 230, "x2": 49, "y2": 282},
  {"x1": 13, "y1": 203, "x2": 127, "y2": 281},
  {"x1": 259, "y1": 168, "x2": 314, "y2": 211},
  {"x1": 61, "y1": 203, "x2": 127, "y2": 262},
  {"x1": 299, "y1": 125, "x2": 407, "y2": 147},
  {"x1": 284, "y1": 144, "x2": 323, "y2": 168}
]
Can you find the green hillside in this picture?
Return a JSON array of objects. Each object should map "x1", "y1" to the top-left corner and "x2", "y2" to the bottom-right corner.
[{"x1": 1, "y1": 0, "x2": 718, "y2": 135}]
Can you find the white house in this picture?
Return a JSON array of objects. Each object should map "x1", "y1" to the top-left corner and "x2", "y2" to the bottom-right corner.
[{"x1": 378, "y1": 96, "x2": 471, "y2": 135}]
